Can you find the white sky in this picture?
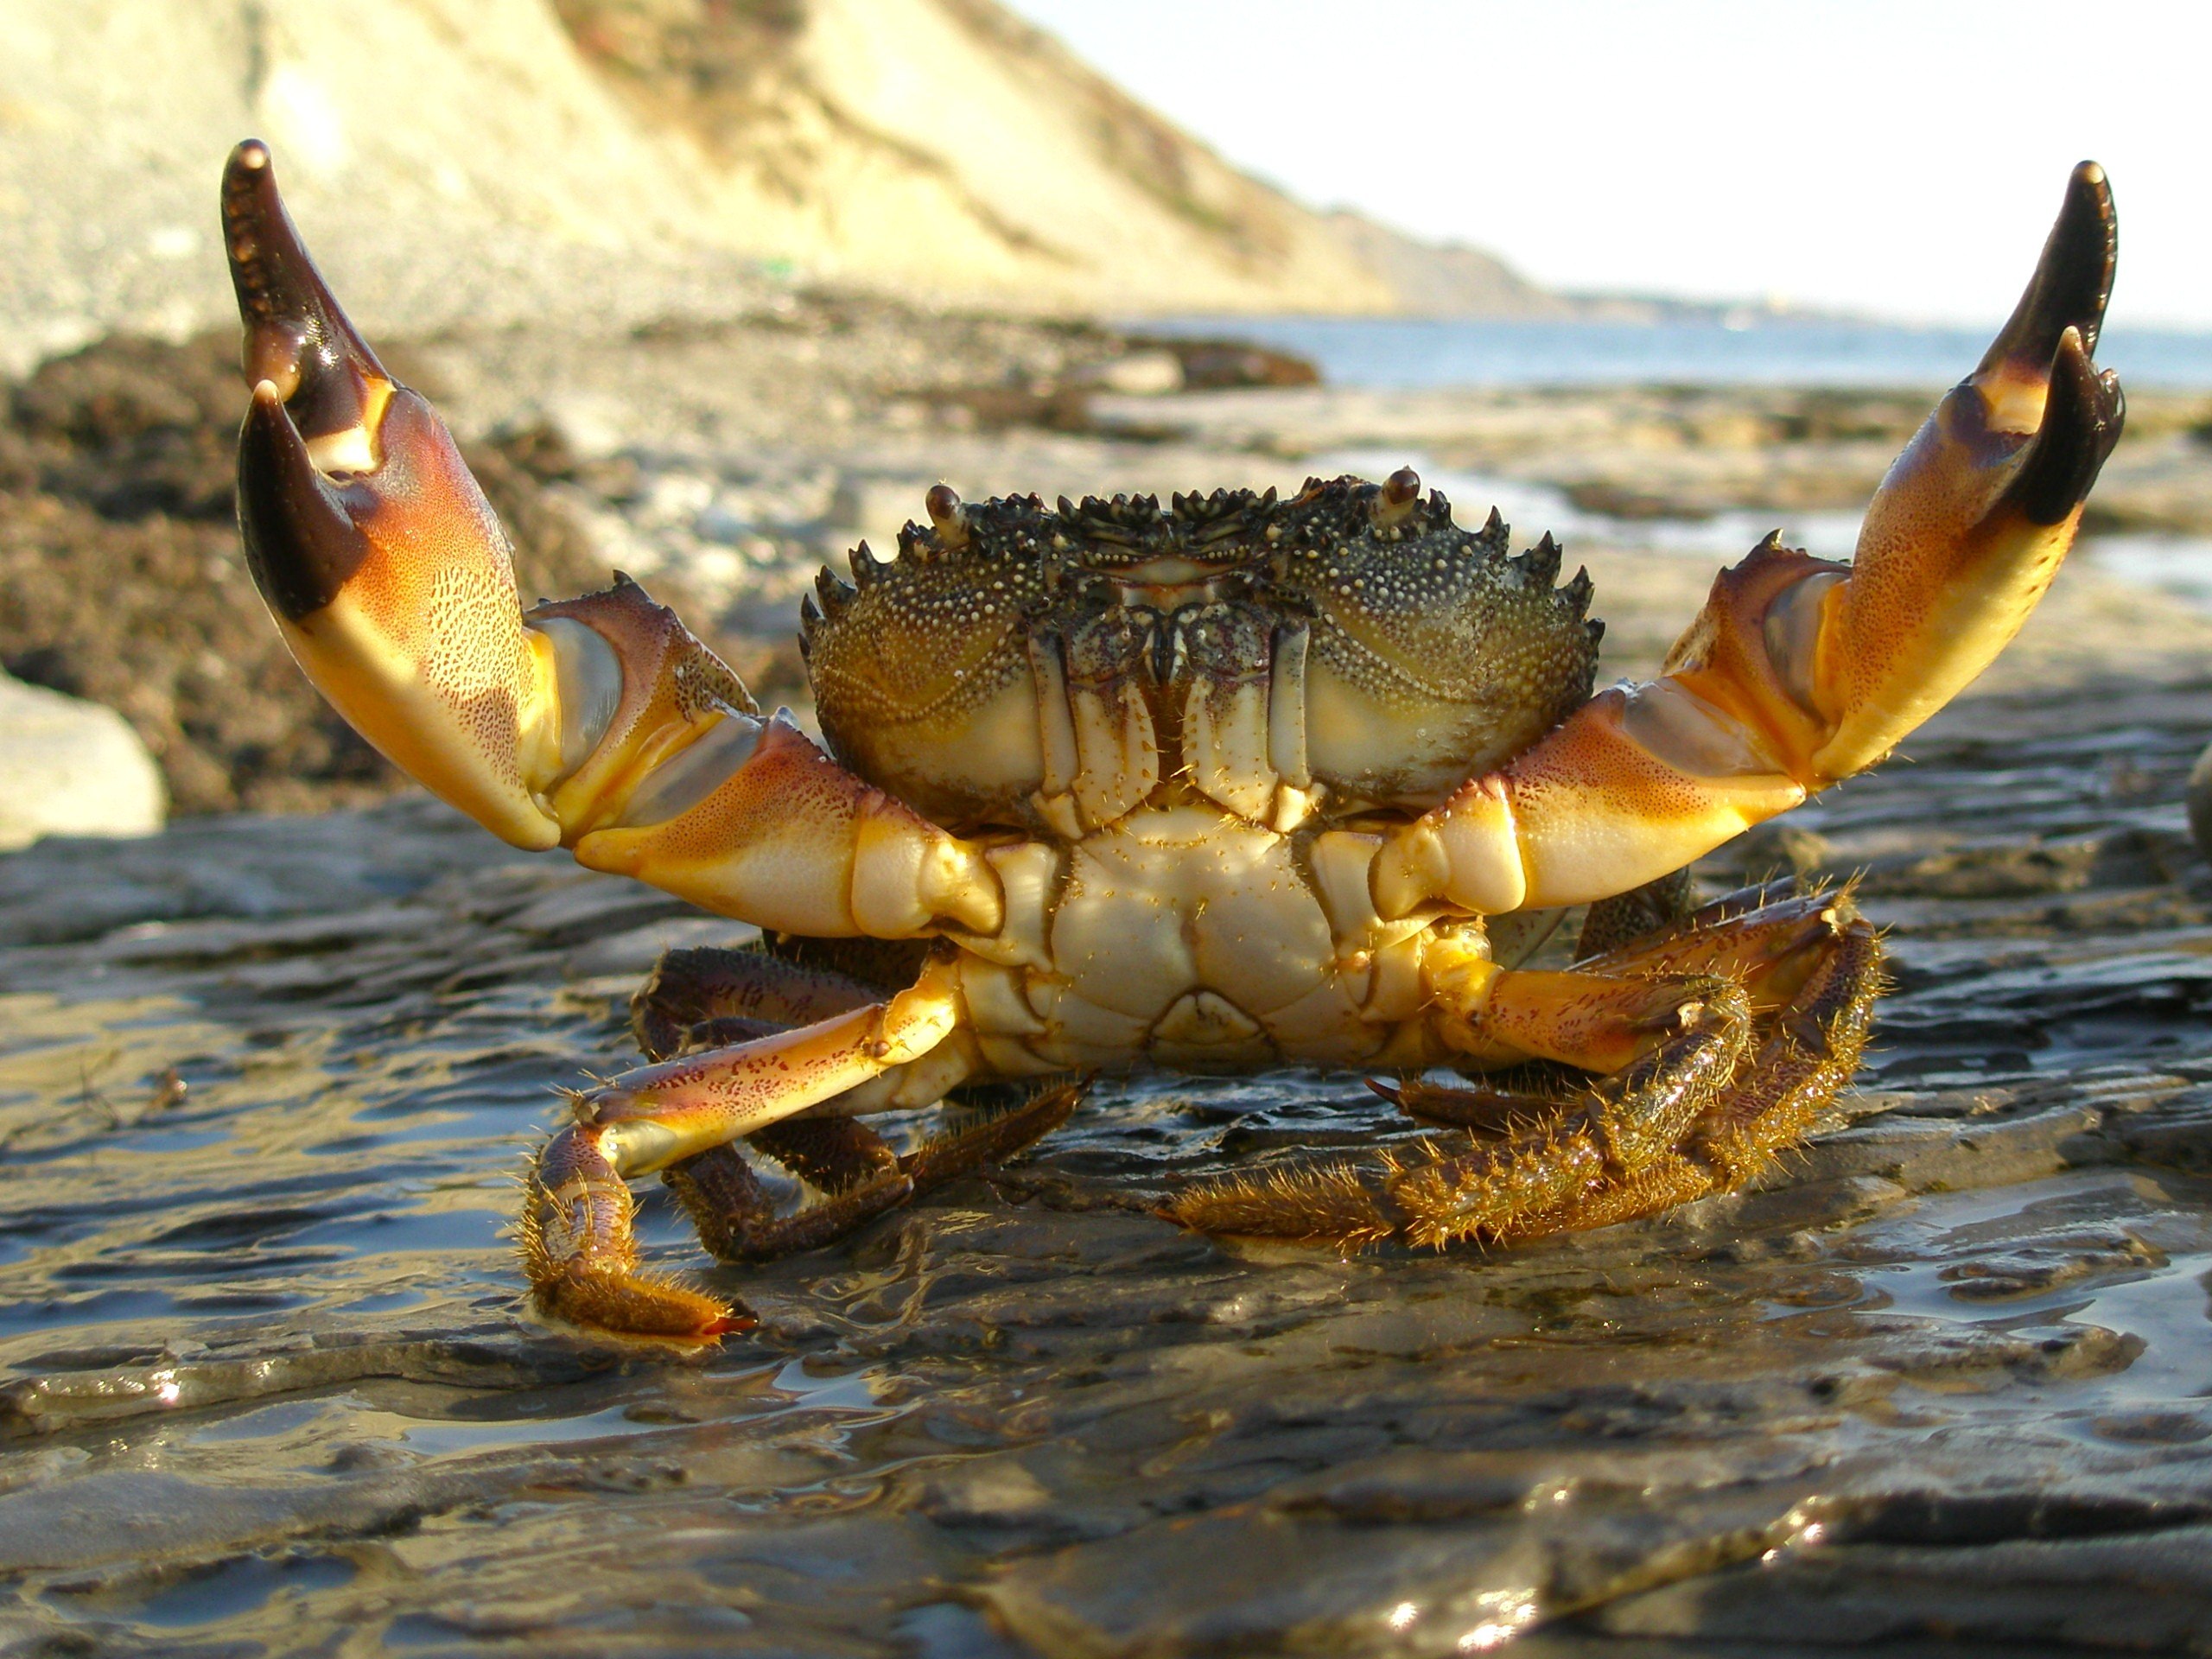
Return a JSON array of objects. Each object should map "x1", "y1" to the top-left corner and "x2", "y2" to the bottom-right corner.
[{"x1": 1000, "y1": 0, "x2": 2212, "y2": 329}]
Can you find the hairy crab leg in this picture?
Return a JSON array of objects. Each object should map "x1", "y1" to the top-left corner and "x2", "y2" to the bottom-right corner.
[
  {"x1": 1166, "y1": 893, "x2": 1878, "y2": 1252},
  {"x1": 523, "y1": 957, "x2": 969, "y2": 1339},
  {"x1": 222, "y1": 141, "x2": 1000, "y2": 940},
  {"x1": 1373, "y1": 164, "x2": 2125, "y2": 918},
  {"x1": 1165, "y1": 971, "x2": 1753, "y2": 1250},
  {"x1": 665, "y1": 1076, "x2": 1086, "y2": 1266},
  {"x1": 1391, "y1": 887, "x2": 1871, "y2": 1117},
  {"x1": 1498, "y1": 914, "x2": 1883, "y2": 1236},
  {"x1": 893, "y1": 1077, "x2": 1087, "y2": 1190}
]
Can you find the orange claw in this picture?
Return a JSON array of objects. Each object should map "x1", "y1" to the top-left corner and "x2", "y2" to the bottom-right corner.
[
  {"x1": 225, "y1": 140, "x2": 564, "y2": 849},
  {"x1": 225, "y1": 142, "x2": 1002, "y2": 943},
  {"x1": 1815, "y1": 160, "x2": 2123, "y2": 778},
  {"x1": 1376, "y1": 163, "x2": 2125, "y2": 916}
]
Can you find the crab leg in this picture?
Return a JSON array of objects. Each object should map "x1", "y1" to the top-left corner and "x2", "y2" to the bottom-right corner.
[
  {"x1": 1166, "y1": 966, "x2": 1754, "y2": 1249},
  {"x1": 664, "y1": 1077, "x2": 1084, "y2": 1265},
  {"x1": 629, "y1": 945, "x2": 887, "y2": 1060},
  {"x1": 1166, "y1": 891, "x2": 1879, "y2": 1251},
  {"x1": 222, "y1": 141, "x2": 999, "y2": 940},
  {"x1": 1373, "y1": 164, "x2": 2125, "y2": 918},
  {"x1": 523, "y1": 956, "x2": 970, "y2": 1338}
]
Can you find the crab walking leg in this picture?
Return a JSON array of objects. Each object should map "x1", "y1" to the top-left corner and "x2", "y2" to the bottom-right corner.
[
  {"x1": 1171, "y1": 897, "x2": 1878, "y2": 1254},
  {"x1": 664, "y1": 1128, "x2": 913, "y2": 1267},
  {"x1": 666, "y1": 1077, "x2": 1085, "y2": 1266},
  {"x1": 1165, "y1": 968, "x2": 1752, "y2": 1250},
  {"x1": 1373, "y1": 164, "x2": 2126, "y2": 919},
  {"x1": 222, "y1": 142, "x2": 999, "y2": 940},
  {"x1": 1394, "y1": 887, "x2": 1873, "y2": 1122},
  {"x1": 1497, "y1": 913, "x2": 1883, "y2": 1239},
  {"x1": 523, "y1": 957, "x2": 969, "y2": 1338}
]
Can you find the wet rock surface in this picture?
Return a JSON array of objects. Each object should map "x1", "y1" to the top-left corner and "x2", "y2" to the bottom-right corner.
[{"x1": 0, "y1": 675, "x2": 2209, "y2": 1655}]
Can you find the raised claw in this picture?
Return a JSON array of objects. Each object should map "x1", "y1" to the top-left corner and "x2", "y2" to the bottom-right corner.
[
  {"x1": 1815, "y1": 160, "x2": 2125, "y2": 777},
  {"x1": 225, "y1": 142, "x2": 1005, "y2": 952},
  {"x1": 223, "y1": 140, "x2": 562, "y2": 849},
  {"x1": 1373, "y1": 165, "x2": 2127, "y2": 914},
  {"x1": 1976, "y1": 161, "x2": 2117, "y2": 412}
]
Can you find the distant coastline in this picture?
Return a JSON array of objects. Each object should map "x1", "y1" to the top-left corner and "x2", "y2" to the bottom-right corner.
[{"x1": 1140, "y1": 315, "x2": 2212, "y2": 391}]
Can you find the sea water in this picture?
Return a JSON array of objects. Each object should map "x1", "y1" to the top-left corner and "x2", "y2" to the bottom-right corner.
[{"x1": 1146, "y1": 314, "x2": 2212, "y2": 391}]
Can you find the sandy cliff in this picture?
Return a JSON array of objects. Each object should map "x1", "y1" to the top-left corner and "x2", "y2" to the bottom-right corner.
[{"x1": 0, "y1": 0, "x2": 1561, "y2": 373}]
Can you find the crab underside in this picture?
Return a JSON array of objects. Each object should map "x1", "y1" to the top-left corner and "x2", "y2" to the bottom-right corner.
[{"x1": 219, "y1": 142, "x2": 2124, "y2": 1340}]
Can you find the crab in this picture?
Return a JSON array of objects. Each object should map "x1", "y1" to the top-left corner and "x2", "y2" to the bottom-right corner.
[{"x1": 218, "y1": 141, "x2": 2124, "y2": 1341}]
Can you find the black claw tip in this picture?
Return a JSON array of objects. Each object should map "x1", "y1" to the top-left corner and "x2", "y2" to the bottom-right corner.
[
  {"x1": 1980, "y1": 161, "x2": 2117, "y2": 377},
  {"x1": 237, "y1": 384, "x2": 372, "y2": 620},
  {"x1": 2002, "y1": 327, "x2": 2127, "y2": 525},
  {"x1": 220, "y1": 140, "x2": 385, "y2": 436}
]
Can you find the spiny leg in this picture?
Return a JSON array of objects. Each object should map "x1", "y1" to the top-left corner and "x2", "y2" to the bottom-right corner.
[
  {"x1": 1575, "y1": 881, "x2": 1860, "y2": 999},
  {"x1": 1493, "y1": 912, "x2": 1883, "y2": 1240},
  {"x1": 1165, "y1": 969, "x2": 1753, "y2": 1250},
  {"x1": 899, "y1": 1077, "x2": 1087, "y2": 1192},
  {"x1": 1392, "y1": 887, "x2": 1883, "y2": 1239},
  {"x1": 1386, "y1": 883, "x2": 1858, "y2": 1129},
  {"x1": 664, "y1": 1122, "x2": 912, "y2": 1266},
  {"x1": 523, "y1": 957, "x2": 966, "y2": 1340}
]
